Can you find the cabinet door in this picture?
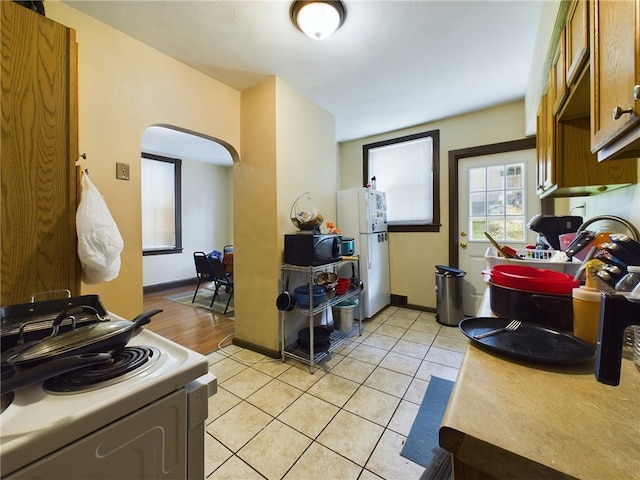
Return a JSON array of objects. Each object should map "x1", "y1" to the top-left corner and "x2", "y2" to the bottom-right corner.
[
  {"x1": 566, "y1": 0, "x2": 589, "y2": 87},
  {"x1": 590, "y1": 0, "x2": 640, "y2": 152},
  {"x1": 536, "y1": 91, "x2": 556, "y2": 195},
  {"x1": 0, "y1": 2, "x2": 79, "y2": 304},
  {"x1": 552, "y1": 29, "x2": 568, "y2": 114}
]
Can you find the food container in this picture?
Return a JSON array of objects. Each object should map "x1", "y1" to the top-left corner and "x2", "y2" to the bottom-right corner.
[
  {"x1": 489, "y1": 282, "x2": 573, "y2": 332},
  {"x1": 490, "y1": 264, "x2": 579, "y2": 295},
  {"x1": 294, "y1": 285, "x2": 326, "y2": 309}
]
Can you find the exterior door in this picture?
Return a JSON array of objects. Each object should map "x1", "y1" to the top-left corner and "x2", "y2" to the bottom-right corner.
[{"x1": 457, "y1": 148, "x2": 539, "y2": 316}]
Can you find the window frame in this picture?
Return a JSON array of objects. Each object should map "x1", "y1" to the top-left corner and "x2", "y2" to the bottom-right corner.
[
  {"x1": 141, "y1": 152, "x2": 183, "y2": 256},
  {"x1": 363, "y1": 129, "x2": 441, "y2": 233}
]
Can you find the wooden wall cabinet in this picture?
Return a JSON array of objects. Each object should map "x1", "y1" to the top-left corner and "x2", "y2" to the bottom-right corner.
[
  {"x1": 536, "y1": 0, "x2": 637, "y2": 198},
  {"x1": 590, "y1": 0, "x2": 640, "y2": 161},
  {"x1": 0, "y1": 1, "x2": 80, "y2": 305}
]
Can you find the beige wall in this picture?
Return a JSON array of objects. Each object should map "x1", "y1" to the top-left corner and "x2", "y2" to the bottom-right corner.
[
  {"x1": 46, "y1": 1, "x2": 241, "y2": 319},
  {"x1": 235, "y1": 78, "x2": 337, "y2": 355},
  {"x1": 339, "y1": 100, "x2": 529, "y2": 310}
]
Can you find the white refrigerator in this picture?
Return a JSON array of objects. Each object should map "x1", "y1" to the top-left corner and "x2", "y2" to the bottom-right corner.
[{"x1": 337, "y1": 187, "x2": 390, "y2": 319}]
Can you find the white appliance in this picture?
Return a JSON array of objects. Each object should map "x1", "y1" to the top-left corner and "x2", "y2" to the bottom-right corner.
[
  {"x1": 337, "y1": 187, "x2": 390, "y2": 318},
  {"x1": 0, "y1": 313, "x2": 216, "y2": 479}
]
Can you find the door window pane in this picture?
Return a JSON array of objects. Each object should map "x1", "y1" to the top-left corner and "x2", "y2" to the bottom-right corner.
[{"x1": 468, "y1": 162, "x2": 526, "y2": 242}]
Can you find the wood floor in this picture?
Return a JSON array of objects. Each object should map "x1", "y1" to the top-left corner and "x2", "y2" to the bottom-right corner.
[{"x1": 143, "y1": 285, "x2": 235, "y2": 355}]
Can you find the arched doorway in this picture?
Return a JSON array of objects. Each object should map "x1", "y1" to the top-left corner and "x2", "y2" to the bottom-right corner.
[{"x1": 141, "y1": 125, "x2": 237, "y2": 289}]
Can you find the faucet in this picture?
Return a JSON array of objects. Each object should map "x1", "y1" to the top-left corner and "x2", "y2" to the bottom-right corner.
[
  {"x1": 576, "y1": 215, "x2": 640, "y2": 241},
  {"x1": 595, "y1": 293, "x2": 640, "y2": 386}
]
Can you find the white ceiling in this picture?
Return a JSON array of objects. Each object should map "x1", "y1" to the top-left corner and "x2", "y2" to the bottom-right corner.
[{"x1": 64, "y1": 0, "x2": 544, "y2": 162}]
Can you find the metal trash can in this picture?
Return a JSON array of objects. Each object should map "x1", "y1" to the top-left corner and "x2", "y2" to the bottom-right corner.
[{"x1": 435, "y1": 265, "x2": 466, "y2": 326}]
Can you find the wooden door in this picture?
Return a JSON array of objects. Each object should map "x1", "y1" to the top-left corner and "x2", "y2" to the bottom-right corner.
[{"x1": 1, "y1": 1, "x2": 79, "y2": 305}]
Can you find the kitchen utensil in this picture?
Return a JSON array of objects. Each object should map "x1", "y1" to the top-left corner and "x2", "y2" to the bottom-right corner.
[
  {"x1": 336, "y1": 277, "x2": 351, "y2": 295},
  {"x1": 484, "y1": 232, "x2": 519, "y2": 259},
  {"x1": 293, "y1": 285, "x2": 325, "y2": 309},
  {"x1": 1, "y1": 291, "x2": 109, "y2": 349},
  {"x1": 314, "y1": 271, "x2": 338, "y2": 288},
  {"x1": 602, "y1": 242, "x2": 640, "y2": 266},
  {"x1": 459, "y1": 317, "x2": 595, "y2": 365},
  {"x1": 276, "y1": 276, "x2": 296, "y2": 311},
  {"x1": 296, "y1": 325, "x2": 333, "y2": 353},
  {"x1": 473, "y1": 319, "x2": 521, "y2": 339},
  {"x1": 350, "y1": 263, "x2": 363, "y2": 290},
  {"x1": 488, "y1": 282, "x2": 573, "y2": 332},
  {"x1": 3, "y1": 309, "x2": 162, "y2": 368},
  {"x1": 610, "y1": 234, "x2": 640, "y2": 258},
  {"x1": 564, "y1": 231, "x2": 596, "y2": 260},
  {"x1": 0, "y1": 352, "x2": 112, "y2": 394}
]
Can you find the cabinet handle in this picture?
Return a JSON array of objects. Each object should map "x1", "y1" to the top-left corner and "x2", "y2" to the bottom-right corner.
[
  {"x1": 634, "y1": 85, "x2": 640, "y2": 101},
  {"x1": 612, "y1": 106, "x2": 634, "y2": 120}
]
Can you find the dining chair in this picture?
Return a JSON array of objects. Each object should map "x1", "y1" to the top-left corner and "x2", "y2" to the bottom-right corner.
[
  {"x1": 192, "y1": 251, "x2": 216, "y2": 304},
  {"x1": 210, "y1": 255, "x2": 234, "y2": 313}
]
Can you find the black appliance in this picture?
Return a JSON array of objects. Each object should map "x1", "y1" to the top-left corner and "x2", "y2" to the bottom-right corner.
[
  {"x1": 284, "y1": 234, "x2": 342, "y2": 266},
  {"x1": 527, "y1": 214, "x2": 583, "y2": 250},
  {"x1": 595, "y1": 293, "x2": 640, "y2": 386}
]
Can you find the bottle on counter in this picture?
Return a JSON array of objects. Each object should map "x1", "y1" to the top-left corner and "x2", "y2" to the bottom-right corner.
[
  {"x1": 614, "y1": 265, "x2": 640, "y2": 293},
  {"x1": 572, "y1": 273, "x2": 602, "y2": 348}
]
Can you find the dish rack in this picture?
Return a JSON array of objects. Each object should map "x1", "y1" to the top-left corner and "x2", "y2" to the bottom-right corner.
[{"x1": 484, "y1": 247, "x2": 580, "y2": 275}]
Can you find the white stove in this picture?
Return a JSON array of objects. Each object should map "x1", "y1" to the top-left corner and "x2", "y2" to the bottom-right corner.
[{"x1": 0, "y1": 315, "x2": 216, "y2": 479}]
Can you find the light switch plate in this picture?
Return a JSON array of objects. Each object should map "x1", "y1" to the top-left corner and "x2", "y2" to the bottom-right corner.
[{"x1": 116, "y1": 162, "x2": 130, "y2": 180}]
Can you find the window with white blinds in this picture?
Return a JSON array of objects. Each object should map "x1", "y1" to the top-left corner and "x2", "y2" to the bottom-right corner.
[
  {"x1": 364, "y1": 130, "x2": 440, "y2": 232},
  {"x1": 141, "y1": 153, "x2": 182, "y2": 255}
]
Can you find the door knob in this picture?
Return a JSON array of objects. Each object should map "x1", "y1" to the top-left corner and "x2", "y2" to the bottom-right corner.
[{"x1": 460, "y1": 241, "x2": 468, "y2": 249}]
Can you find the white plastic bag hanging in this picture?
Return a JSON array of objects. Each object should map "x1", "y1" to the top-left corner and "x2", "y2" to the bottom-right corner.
[{"x1": 76, "y1": 171, "x2": 124, "y2": 284}]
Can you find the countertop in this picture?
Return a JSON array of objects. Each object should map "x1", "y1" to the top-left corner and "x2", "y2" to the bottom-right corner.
[{"x1": 439, "y1": 291, "x2": 640, "y2": 479}]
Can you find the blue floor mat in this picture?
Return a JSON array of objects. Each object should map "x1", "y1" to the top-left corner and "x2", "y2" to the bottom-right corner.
[{"x1": 400, "y1": 376, "x2": 454, "y2": 468}]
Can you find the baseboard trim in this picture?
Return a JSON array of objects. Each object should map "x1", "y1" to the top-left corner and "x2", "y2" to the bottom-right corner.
[
  {"x1": 144, "y1": 278, "x2": 196, "y2": 294},
  {"x1": 389, "y1": 294, "x2": 435, "y2": 314},
  {"x1": 232, "y1": 337, "x2": 280, "y2": 359}
]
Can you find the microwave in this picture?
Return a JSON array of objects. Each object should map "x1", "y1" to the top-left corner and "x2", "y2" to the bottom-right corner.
[{"x1": 284, "y1": 234, "x2": 342, "y2": 266}]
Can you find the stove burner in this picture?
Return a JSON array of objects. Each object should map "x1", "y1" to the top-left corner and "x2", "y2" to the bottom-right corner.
[{"x1": 44, "y1": 346, "x2": 159, "y2": 393}]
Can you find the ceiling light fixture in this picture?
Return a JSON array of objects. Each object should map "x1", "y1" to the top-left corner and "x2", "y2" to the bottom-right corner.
[{"x1": 291, "y1": 1, "x2": 346, "y2": 40}]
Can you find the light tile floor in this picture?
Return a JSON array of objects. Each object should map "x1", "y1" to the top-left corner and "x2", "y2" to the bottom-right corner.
[{"x1": 204, "y1": 306, "x2": 467, "y2": 480}]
